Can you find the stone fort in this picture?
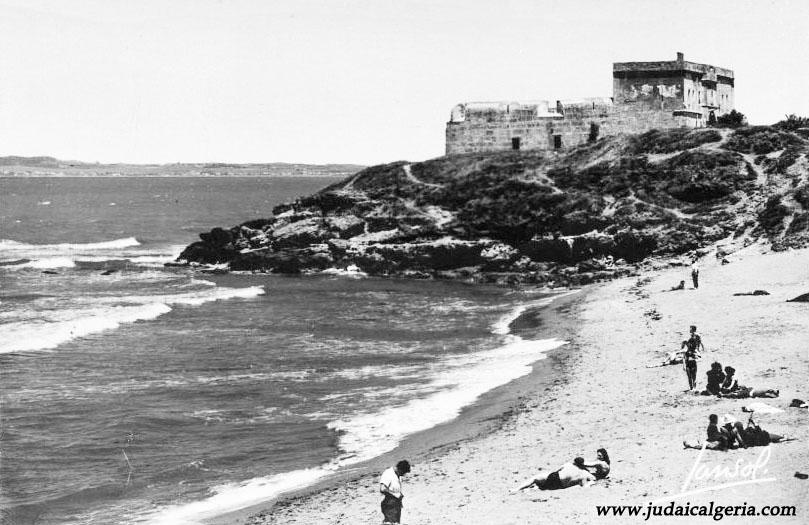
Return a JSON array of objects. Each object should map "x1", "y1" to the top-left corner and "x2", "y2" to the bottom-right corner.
[{"x1": 445, "y1": 52, "x2": 734, "y2": 155}]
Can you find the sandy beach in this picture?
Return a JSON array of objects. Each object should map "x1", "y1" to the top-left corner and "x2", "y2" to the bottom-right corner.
[{"x1": 226, "y1": 244, "x2": 809, "y2": 525}]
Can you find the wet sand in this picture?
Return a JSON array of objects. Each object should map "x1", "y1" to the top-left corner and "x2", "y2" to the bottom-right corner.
[{"x1": 225, "y1": 245, "x2": 808, "y2": 525}]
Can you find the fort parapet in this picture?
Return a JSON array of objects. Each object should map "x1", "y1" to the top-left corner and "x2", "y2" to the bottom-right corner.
[{"x1": 445, "y1": 53, "x2": 734, "y2": 155}]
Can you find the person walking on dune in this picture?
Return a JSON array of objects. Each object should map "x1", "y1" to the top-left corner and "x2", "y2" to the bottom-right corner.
[
  {"x1": 379, "y1": 460, "x2": 410, "y2": 524},
  {"x1": 681, "y1": 325, "x2": 704, "y2": 390}
]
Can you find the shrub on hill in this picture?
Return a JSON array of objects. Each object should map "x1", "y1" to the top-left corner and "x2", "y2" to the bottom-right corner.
[
  {"x1": 626, "y1": 128, "x2": 722, "y2": 155},
  {"x1": 723, "y1": 126, "x2": 804, "y2": 155},
  {"x1": 713, "y1": 110, "x2": 746, "y2": 129},
  {"x1": 793, "y1": 185, "x2": 809, "y2": 209},
  {"x1": 758, "y1": 195, "x2": 789, "y2": 235},
  {"x1": 774, "y1": 114, "x2": 809, "y2": 132}
]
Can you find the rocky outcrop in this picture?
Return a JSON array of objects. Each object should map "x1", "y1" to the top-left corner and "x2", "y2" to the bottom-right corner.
[{"x1": 177, "y1": 126, "x2": 809, "y2": 284}]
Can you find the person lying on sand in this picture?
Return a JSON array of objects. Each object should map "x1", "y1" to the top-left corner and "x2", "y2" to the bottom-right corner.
[
  {"x1": 647, "y1": 350, "x2": 685, "y2": 368},
  {"x1": 725, "y1": 415, "x2": 794, "y2": 447},
  {"x1": 582, "y1": 448, "x2": 611, "y2": 479},
  {"x1": 722, "y1": 387, "x2": 779, "y2": 399},
  {"x1": 666, "y1": 280, "x2": 686, "y2": 291},
  {"x1": 515, "y1": 459, "x2": 595, "y2": 491},
  {"x1": 716, "y1": 368, "x2": 779, "y2": 399}
]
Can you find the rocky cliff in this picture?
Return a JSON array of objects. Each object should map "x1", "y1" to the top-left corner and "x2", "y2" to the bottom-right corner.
[{"x1": 177, "y1": 126, "x2": 809, "y2": 285}]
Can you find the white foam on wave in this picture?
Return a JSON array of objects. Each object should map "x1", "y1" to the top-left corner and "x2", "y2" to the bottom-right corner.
[
  {"x1": 0, "y1": 285, "x2": 264, "y2": 354},
  {"x1": 0, "y1": 236, "x2": 140, "y2": 252},
  {"x1": 0, "y1": 303, "x2": 172, "y2": 353},
  {"x1": 0, "y1": 237, "x2": 162, "y2": 269},
  {"x1": 328, "y1": 335, "x2": 567, "y2": 463},
  {"x1": 147, "y1": 466, "x2": 336, "y2": 525},
  {"x1": 10, "y1": 256, "x2": 76, "y2": 269},
  {"x1": 320, "y1": 264, "x2": 367, "y2": 277},
  {"x1": 491, "y1": 290, "x2": 579, "y2": 335}
]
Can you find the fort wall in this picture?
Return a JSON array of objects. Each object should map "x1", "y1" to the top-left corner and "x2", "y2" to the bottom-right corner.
[{"x1": 446, "y1": 53, "x2": 733, "y2": 155}]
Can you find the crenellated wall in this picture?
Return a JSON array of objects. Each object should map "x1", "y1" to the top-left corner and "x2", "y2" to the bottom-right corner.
[{"x1": 446, "y1": 53, "x2": 733, "y2": 155}]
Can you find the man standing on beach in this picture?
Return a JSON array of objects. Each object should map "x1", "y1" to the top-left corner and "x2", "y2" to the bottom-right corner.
[
  {"x1": 379, "y1": 460, "x2": 410, "y2": 524},
  {"x1": 681, "y1": 325, "x2": 704, "y2": 390},
  {"x1": 691, "y1": 259, "x2": 700, "y2": 288}
]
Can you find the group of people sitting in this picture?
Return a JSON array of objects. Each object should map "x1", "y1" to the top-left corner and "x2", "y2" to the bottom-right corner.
[
  {"x1": 701, "y1": 362, "x2": 779, "y2": 399},
  {"x1": 516, "y1": 449, "x2": 610, "y2": 491},
  {"x1": 684, "y1": 414, "x2": 792, "y2": 451}
]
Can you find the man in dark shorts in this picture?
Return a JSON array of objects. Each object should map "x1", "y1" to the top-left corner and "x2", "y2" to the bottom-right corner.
[
  {"x1": 379, "y1": 460, "x2": 410, "y2": 524},
  {"x1": 681, "y1": 325, "x2": 704, "y2": 390}
]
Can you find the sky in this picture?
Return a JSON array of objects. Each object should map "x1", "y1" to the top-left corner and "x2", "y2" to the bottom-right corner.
[{"x1": 0, "y1": 0, "x2": 807, "y2": 165}]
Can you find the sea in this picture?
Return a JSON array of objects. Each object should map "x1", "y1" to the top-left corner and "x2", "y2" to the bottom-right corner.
[{"x1": 0, "y1": 176, "x2": 567, "y2": 524}]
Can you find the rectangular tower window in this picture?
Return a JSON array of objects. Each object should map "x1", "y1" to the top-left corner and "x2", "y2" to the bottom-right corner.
[
  {"x1": 553, "y1": 135, "x2": 562, "y2": 149},
  {"x1": 512, "y1": 137, "x2": 521, "y2": 150}
]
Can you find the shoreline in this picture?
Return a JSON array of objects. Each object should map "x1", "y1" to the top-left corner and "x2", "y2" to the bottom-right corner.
[
  {"x1": 230, "y1": 245, "x2": 808, "y2": 525},
  {"x1": 202, "y1": 288, "x2": 589, "y2": 525}
]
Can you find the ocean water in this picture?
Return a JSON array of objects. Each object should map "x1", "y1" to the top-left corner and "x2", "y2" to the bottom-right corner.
[{"x1": 0, "y1": 177, "x2": 566, "y2": 524}]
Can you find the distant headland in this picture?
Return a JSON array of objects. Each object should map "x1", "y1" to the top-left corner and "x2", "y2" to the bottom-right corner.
[{"x1": 0, "y1": 156, "x2": 364, "y2": 178}]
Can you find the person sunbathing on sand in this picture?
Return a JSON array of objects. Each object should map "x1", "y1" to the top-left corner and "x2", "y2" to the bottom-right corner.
[
  {"x1": 515, "y1": 459, "x2": 595, "y2": 491},
  {"x1": 666, "y1": 280, "x2": 686, "y2": 291},
  {"x1": 582, "y1": 448, "x2": 611, "y2": 479}
]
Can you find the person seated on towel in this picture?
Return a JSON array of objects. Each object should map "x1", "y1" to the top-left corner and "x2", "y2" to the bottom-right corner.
[
  {"x1": 684, "y1": 414, "x2": 733, "y2": 450},
  {"x1": 701, "y1": 362, "x2": 725, "y2": 396}
]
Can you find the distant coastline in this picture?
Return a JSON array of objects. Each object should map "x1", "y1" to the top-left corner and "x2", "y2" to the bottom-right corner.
[{"x1": 0, "y1": 156, "x2": 364, "y2": 178}]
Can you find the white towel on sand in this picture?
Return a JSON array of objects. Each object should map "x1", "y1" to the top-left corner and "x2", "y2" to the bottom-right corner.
[{"x1": 742, "y1": 402, "x2": 784, "y2": 414}]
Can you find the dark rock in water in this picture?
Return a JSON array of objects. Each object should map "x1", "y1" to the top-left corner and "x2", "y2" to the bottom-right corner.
[
  {"x1": 199, "y1": 227, "x2": 233, "y2": 245},
  {"x1": 733, "y1": 290, "x2": 770, "y2": 296},
  {"x1": 178, "y1": 239, "x2": 238, "y2": 265},
  {"x1": 787, "y1": 292, "x2": 809, "y2": 302}
]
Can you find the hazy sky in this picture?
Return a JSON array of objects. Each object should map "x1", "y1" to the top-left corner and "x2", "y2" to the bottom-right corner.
[{"x1": 1, "y1": 0, "x2": 807, "y2": 165}]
